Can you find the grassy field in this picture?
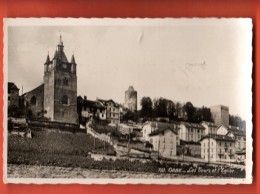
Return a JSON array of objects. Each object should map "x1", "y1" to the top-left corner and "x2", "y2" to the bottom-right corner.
[{"x1": 8, "y1": 130, "x2": 115, "y2": 168}]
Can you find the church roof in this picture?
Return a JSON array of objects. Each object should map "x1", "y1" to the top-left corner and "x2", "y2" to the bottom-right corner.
[
  {"x1": 8, "y1": 82, "x2": 19, "y2": 93},
  {"x1": 53, "y1": 50, "x2": 69, "y2": 63}
]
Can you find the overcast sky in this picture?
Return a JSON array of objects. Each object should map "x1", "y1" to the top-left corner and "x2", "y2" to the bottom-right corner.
[{"x1": 6, "y1": 18, "x2": 252, "y2": 119}]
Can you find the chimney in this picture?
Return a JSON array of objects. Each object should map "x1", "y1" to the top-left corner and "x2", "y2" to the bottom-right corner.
[{"x1": 84, "y1": 96, "x2": 87, "y2": 100}]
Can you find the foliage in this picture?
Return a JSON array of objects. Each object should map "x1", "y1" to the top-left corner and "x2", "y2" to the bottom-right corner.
[
  {"x1": 121, "y1": 109, "x2": 139, "y2": 122},
  {"x1": 140, "y1": 97, "x2": 153, "y2": 118},
  {"x1": 229, "y1": 115, "x2": 246, "y2": 129},
  {"x1": 8, "y1": 105, "x2": 24, "y2": 117}
]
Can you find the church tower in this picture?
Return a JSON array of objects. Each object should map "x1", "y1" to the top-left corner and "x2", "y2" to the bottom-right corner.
[{"x1": 43, "y1": 35, "x2": 78, "y2": 124}]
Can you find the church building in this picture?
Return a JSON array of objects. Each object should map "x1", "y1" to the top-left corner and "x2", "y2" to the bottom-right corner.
[{"x1": 22, "y1": 36, "x2": 78, "y2": 124}]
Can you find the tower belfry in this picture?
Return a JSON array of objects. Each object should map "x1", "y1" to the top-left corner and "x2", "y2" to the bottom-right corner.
[{"x1": 43, "y1": 36, "x2": 78, "y2": 124}]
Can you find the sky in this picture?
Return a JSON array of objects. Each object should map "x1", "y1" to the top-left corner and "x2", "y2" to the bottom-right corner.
[{"x1": 6, "y1": 18, "x2": 252, "y2": 119}]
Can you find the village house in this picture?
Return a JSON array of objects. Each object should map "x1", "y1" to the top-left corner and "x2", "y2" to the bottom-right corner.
[
  {"x1": 97, "y1": 98, "x2": 120, "y2": 125},
  {"x1": 201, "y1": 121, "x2": 218, "y2": 135},
  {"x1": 118, "y1": 123, "x2": 134, "y2": 134},
  {"x1": 149, "y1": 127, "x2": 178, "y2": 158},
  {"x1": 80, "y1": 96, "x2": 106, "y2": 123},
  {"x1": 8, "y1": 82, "x2": 20, "y2": 107},
  {"x1": 141, "y1": 121, "x2": 180, "y2": 143},
  {"x1": 200, "y1": 134, "x2": 236, "y2": 163},
  {"x1": 217, "y1": 125, "x2": 246, "y2": 150},
  {"x1": 178, "y1": 122, "x2": 205, "y2": 143}
]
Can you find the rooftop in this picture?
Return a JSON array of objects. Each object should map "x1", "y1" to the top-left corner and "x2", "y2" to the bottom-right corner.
[{"x1": 200, "y1": 134, "x2": 235, "y2": 142}]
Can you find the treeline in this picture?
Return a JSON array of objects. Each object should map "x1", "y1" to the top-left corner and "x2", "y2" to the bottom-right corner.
[
  {"x1": 122, "y1": 96, "x2": 246, "y2": 129},
  {"x1": 139, "y1": 97, "x2": 212, "y2": 123},
  {"x1": 229, "y1": 115, "x2": 246, "y2": 129}
]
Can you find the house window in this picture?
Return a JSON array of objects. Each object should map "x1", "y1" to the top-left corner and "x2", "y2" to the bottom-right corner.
[
  {"x1": 30, "y1": 96, "x2": 37, "y2": 106},
  {"x1": 61, "y1": 95, "x2": 69, "y2": 105}
]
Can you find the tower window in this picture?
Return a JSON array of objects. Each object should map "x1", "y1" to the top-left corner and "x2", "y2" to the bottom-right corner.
[
  {"x1": 62, "y1": 95, "x2": 69, "y2": 105},
  {"x1": 56, "y1": 79, "x2": 61, "y2": 85},
  {"x1": 30, "y1": 96, "x2": 37, "y2": 106},
  {"x1": 63, "y1": 77, "x2": 69, "y2": 86}
]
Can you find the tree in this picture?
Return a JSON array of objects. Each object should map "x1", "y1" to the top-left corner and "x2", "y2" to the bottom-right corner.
[
  {"x1": 229, "y1": 115, "x2": 246, "y2": 129},
  {"x1": 183, "y1": 102, "x2": 195, "y2": 122},
  {"x1": 122, "y1": 110, "x2": 139, "y2": 122},
  {"x1": 166, "y1": 100, "x2": 176, "y2": 119},
  {"x1": 153, "y1": 98, "x2": 168, "y2": 117},
  {"x1": 140, "y1": 97, "x2": 153, "y2": 118},
  {"x1": 175, "y1": 102, "x2": 183, "y2": 119}
]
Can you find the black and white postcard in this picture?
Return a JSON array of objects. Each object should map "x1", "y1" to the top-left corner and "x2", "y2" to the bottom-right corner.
[{"x1": 3, "y1": 18, "x2": 253, "y2": 184}]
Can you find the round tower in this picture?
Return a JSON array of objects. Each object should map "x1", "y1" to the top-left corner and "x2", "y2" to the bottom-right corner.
[{"x1": 124, "y1": 86, "x2": 137, "y2": 112}]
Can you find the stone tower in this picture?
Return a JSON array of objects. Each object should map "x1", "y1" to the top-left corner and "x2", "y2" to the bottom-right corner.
[
  {"x1": 124, "y1": 86, "x2": 137, "y2": 112},
  {"x1": 43, "y1": 35, "x2": 78, "y2": 124},
  {"x1": 210, "y1": 105, "x2": 229, "y2": 126}
]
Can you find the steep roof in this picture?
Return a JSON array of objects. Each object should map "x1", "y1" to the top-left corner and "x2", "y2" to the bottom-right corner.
[
  {"x1": 181, "y1": 121, "x2": 205, "y2": 130},
  {"x1": 82, "y1": 99, "x2": 105, "y2": 109},
  {"x1": 200, "y1": 134, "x2": 235, "y2": 142},
  {"x1": 22, "y1": 84, "x2": 44, "y2": 96},
  {"x1": 53, "y1": 49, "x2": 69, "y2": 63},
  {"x1": 218, "y1": 125, "x2": 246, "y2": 137},
  {"x1": 201, "y1": 121, "x2": 218, "y2": 128},
  {"x1": 149, "y1": 127, "x2": 177, "y2": 136},
  {"x1": 8, "y1": 82, "x2": 19, "y2": 93},
  {"x1": 180, "y1": 140, "x2": 201, "y2": 145},
  {"x1": 97, "y1": 98, "x2": 120, "y2": 107},
  {"x1": 150, "y1": 121, "x2": 180, "y2": 131}
]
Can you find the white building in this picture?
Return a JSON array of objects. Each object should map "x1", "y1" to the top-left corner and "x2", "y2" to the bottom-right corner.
[
  {"x1": 200, "y1": 134, "x2": 236, "y2": 163},
  {"x1": 141, "y1": 121, "x2": 179, "y2": 142},
  {"x1": 201, "y1": 121, "x2": 218, "y2": 135},
  {"x1": 149, "y1": 128, "x2": 178, "y2": 158},
  {"x1": 179, "y1": 122, "x2": 205, "y2": 143}
]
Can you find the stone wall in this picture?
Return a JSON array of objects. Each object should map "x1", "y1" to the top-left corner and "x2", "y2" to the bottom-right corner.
[{"x1": 24, "y1": 84, "x2": 44, "y2": 117}]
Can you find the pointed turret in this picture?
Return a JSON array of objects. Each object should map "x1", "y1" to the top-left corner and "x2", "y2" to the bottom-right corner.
[
  {"x1": 45, "y1": 52, "x2": 50, "y2": 64},
  {"x1": 71, "y1": 54, "x2": 76, "y2": 64},
  {"x1": 71, "y1": 54, "x2": 77, "y2": 74},
  {"x1": 44, "y1": 52, "x2": 50, "y2": 74}
]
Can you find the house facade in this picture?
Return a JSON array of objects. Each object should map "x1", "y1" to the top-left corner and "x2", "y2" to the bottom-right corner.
[
  {"x1": 142, "y1": 121, "x2": 180, "y2": 142},
  {"x1": 178, "y1": 122, "x2": 205, "y2": 143},
  {"x1": 149, "y1": 128, "x2": 178, "y2": 158},
  {"x1": 81, "y1": 96, "x2": 106, "y2": 122},
  {"x1": 200, "y1": 135, "x2": 236, "y2": 163},
  {"x1": 201, "y1": 121, "x2": 218, "y2": 135},
  {"x1": 97, "y1": 99, "x2": 120, "y2": 125},
  {"x1": 217, "y1": 125, "x2": 246, "y2": 152}
]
